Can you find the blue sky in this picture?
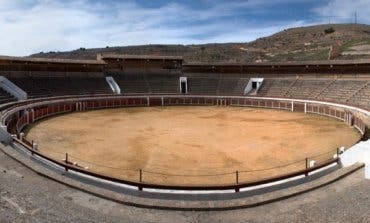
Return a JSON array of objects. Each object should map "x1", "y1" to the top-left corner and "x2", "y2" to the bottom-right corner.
[{"x1": 0, "y1": 0, "x2": 368, "y2": 56}]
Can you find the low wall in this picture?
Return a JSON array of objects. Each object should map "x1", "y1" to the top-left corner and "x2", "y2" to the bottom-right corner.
[{"x1": 4, "y1": 94, "x2": 367, "y2": 142}]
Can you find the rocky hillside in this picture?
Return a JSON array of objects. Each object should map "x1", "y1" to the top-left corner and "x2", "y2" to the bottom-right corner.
[{"x1": 30, "y1": 24, "x2": 370, "y2": 63}]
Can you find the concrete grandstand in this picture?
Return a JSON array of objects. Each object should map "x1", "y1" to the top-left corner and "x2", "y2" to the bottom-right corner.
[{"x1": 0, "y1": 54, "x2": 369, "y2": 221}]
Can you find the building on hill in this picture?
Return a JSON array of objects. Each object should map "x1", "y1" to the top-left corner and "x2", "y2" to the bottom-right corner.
[{"x1": 98, "y1": 54, "x2": 183, "y2": 75}]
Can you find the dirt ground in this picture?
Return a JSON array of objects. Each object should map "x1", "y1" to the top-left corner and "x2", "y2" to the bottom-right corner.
[
  {"x1": 26, "y1": 106, "x2": 361, "y2": 186},
  {"x1": 343, "y1": 44, "x2": 370, "y2": 55}
]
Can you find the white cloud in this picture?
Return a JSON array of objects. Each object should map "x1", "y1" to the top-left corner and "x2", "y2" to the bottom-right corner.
[
  {"x1": 312, "y1": 0, "x2": 370, "y2": 24},
  {"x1": 0, "y1": 0, "x2": 332, "y2": 56}
]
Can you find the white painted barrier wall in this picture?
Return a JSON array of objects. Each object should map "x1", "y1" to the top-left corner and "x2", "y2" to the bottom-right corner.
[{"x1": 341, "y1": 140, "x2": 370, "y2": 179}]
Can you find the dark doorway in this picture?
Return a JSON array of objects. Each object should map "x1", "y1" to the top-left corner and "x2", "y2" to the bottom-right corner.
[
  {"x1": 181, "y1": 82, "x2": 187, "y2": 94},
  {"x1": 252, "y1": 82, "x2": 257, "y2": 89}
]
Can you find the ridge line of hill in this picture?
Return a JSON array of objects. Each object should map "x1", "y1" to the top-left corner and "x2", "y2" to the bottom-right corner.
[{"x1": 30, "y1": 23, "x2": 370, "y2": 63}]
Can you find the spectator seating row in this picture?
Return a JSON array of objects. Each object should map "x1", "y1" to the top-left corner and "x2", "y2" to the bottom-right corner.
[
  {"x1": 256, "y1": 77, "x2": 370, "y2": 109},
  {"x1": 0, "y1": 88, "x2": 16, "y2": 104},
  {"x1": 9, "y1": 77, "x2": 112, "y2": 98},
  {"x1": 3, "y1": 75, "x2": 370, "y2": 111}
]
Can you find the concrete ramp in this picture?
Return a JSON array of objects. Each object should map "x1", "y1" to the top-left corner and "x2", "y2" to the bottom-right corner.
[
  {"x1": 0, "y1": 76, "x2": 27, "y2": 100},
  {"x1": 244, "y1": 78, "x2": 264, "y2": 95},
  {"x1": 0, "y1": 125, "x2": 12, "y2": 144},
  {"x1": 105, "y1": 76, "x2": 121, "y2": 94},
  {"x1": 341, "y1": 140, "x2": 370, "y2": 179}
]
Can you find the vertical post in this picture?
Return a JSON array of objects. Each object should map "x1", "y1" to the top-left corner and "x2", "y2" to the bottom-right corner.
[
  {"x1": 234, "y1": 171, "x2": 240, "y2": 192},
  {"x1": 31, "y1": 140, "x2": 34, "y2": 156},
  {"x1": 65, "y1": 153, "x2": 68, "y2": 172},
  {"x1": 138, "y1": 169, "x2": 143, "y2": 191},
  {"x1": 26, "y1": 111, "x2": 30, "y2": 124},
  {"x1": 304, "y1": 103, "x2": 307, "y2": 114},
  {"x1": 305, "y1": 158, "x2": 309, "y2": 176},
  {"x1": 18, "y1": 132, "x2": 24, "y2": 142},
  {"x1": 336, "y1": 148, "x2": 340, "y2": 164},
  {"x1": 291, "y1": 101, "x2": 294, "y2": 112}
]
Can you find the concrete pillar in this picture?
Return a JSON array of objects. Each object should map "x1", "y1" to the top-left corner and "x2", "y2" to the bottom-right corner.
[
  {"x1": 32, "y1": 142, "x2": 38, "y2": 150},
  {"x1": 347, "y1": 114, "x2": 353, "y2": 126},
  {"x1": 309, "y1": 160, "x2": 316, "y2": 168},
  {"x1": 19, "y1": 132, "x2": 24, "y2": 141},
  {"x1": 31, "y1": 109, "x2": 35, "y2": 122},
  {"x1": 25, "y1": 111, "x2": 29, "y2": 124}
]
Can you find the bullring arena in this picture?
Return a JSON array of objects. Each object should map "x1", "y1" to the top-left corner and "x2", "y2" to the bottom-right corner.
[
  {"x1": 26, "y1": 106, "x2": 360, "y2": 186},
  {"x1": 0, "y1": 55, "x2": 369, "y2": 221}
]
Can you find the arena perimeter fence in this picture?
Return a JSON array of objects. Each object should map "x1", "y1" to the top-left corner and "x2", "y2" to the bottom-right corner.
[
  {"x1": 3, "y1": 95, "x2": 367, "y2": 191},
  {"x1": 15, "y1": 136, "x2": 343, "y2": 190}
]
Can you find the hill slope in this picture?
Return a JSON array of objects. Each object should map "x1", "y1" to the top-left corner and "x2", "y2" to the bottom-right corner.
[{"x1": 30, "y1": 24, "x2": 370, "y2": 63}]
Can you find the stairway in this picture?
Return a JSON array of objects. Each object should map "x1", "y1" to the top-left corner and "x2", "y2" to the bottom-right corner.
[
  {"x1": 283, "y1": 77, "x2": 300, "y2": 97},
  {"x1": 314, "y1": 78, "x2": 337, "y2": 99},
  {"x1": 346, "y1": 81, "x2": 369, "y2": 102}
]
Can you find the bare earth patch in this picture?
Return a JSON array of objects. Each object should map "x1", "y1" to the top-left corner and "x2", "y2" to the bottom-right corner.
[
  {"x1": 26, "y1": 106, "x2": 361, "y2": 186},
  {"x1": 343, "y1": 44, "x2": 370, "y2": 55}
]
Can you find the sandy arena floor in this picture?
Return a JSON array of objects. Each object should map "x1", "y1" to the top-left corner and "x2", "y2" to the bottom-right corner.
[{"x1": 26, "y1": 106, "x2": 361, "y2": 186}]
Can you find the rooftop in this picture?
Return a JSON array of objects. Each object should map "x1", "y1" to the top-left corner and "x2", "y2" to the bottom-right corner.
[
  {"x1": 99, "y1": 54, "x2": 183, "y2": 61},
  {"x1": 0, "y1": 55, "x2": 106, "y2": 65}
]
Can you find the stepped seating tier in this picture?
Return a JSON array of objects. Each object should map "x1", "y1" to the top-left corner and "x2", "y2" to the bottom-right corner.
[
  {"x1": 9, "y1": 77, "x2": 112, "y2": 98},
  {"x1": 257, "y1": 78, "x2": 296, "y2": 97},
  {"x1": 286, "y1": 79, "x2": 333, "y2": 100},
  {"x1": 0, "y1": 88, "x2": 16, "y2": 104},
  {"x1": 2, "y1": 75, "x2": 370, "y2": 111}
]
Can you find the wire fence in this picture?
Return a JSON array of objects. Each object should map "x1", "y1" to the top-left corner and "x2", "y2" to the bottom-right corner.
[
  {"x1": 4, "y1": 96, "x2": 366, "y2": 191},
  {"x1": 22, "y1": 137, "x2": 341, "y2": 187}
]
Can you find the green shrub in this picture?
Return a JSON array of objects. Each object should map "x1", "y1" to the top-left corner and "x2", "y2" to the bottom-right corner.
[{"x1": 324, "y1": 27, "x2": 335, "y2": 34}]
